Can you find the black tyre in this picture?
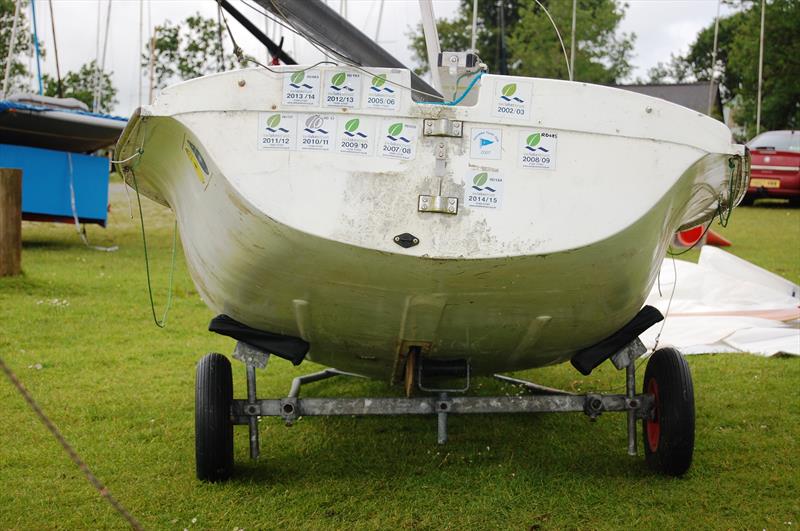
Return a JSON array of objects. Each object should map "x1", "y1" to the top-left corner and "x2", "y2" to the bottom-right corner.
[
  {"x1": 195, "y1": 353, "x2": 234, "y2": 482},
  {"x1": 642, "y1": 347, "x2": 695, "y2": 476}
]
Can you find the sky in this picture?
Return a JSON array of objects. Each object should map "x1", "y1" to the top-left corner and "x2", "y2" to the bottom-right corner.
[{"x1": 18, "y1": 0, "x2": 739, "y2": 116}]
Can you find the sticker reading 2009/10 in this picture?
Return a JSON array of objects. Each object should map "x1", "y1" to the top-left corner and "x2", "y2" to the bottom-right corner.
[
  {"x1": 464, "y1": 170, "x2": 503, "y2": 209},
  {"x1": 492, "y1": 80, "x2": 532, "y2": 119},
  {"x1": 257, "y1": 112, "x2": 297, "y2": 150},
  {"x1": 337, "y1": 116, "x2": 374, "y2": 156},
  {"x1": 519, "y1": 131, "x2": 557, "y2": 170},
  {"x1": 282, "y1": 70, "x2": 321, "y2": 106}
]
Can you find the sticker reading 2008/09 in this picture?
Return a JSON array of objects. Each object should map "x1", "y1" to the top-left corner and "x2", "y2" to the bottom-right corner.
[
  {"x1": 364, "y1": 73, "x2": 399, "y2": 111},
  {"x1": 464, "y1": 170, "x2": 503, "y2": 209},
  {"x1": 337, "y1": 116, "x2": 374, "y2": 156},
  {"x1": 379, "y1": 120, "x2": 417, "y2": 160},
  {"x1": 324, "y1": 71, "x2": 361, "y2": 108},
  {"x1": 519, "y1": 130, "x2": 557, "y2": 170},
  {"x1": 257, "y1": 112, "x2": 297, "y2": 150},
  {"x1": 282, "y1": 70, "x2": 321, "y2": 106},
  {"x1": 299, "y1": 113, "x2": 336, "y2": 152},
  {"x1": 492, "y1": 80, "x2": 532, "y2": 119}
]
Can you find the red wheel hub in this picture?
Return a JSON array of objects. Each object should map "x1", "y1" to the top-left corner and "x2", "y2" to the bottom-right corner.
[{"x1": 646, "y1": 378, "x2": 661, "y2": 452}]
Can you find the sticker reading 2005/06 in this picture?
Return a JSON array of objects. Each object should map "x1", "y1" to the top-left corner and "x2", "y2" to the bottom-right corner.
[
  {"x1": 299, "y1": 113, "x2": 336, "y2": 152},
  {"x1": 258, "y1": 112, "x2": 297, "y2": 150},
  {"x1": 337, "y1": 116, "x2": 374, "y2": 156},
  {"x1": 464, "y1": 170, "x2": 503, "y2": 209},
  {"x1": 519, "y1": 131, "x2": 557, "y2": 170},
  {"x1": 282, "y1": 70, "x2": 320, "y2": 106},
  {"x1": 492, "y1": 81, "x2": 532, "y2": 119},
  {"x1": 364, "y1": 73, "x2": 399, "y2": 111},
  {"x1": 379, "y1": 120, "x2": 417, "y2": 160},
  {"x1": 324, "y1": 71, "x2": 361, "y2": 108}
]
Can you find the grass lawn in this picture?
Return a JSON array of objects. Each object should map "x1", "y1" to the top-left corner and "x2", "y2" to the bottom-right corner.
[{"x1": 0, "y1": 188, "x2": 798, "y2": 530}]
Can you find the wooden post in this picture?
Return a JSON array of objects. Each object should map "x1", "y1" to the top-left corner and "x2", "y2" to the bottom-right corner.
[{"x1": 0, "y1": 168, "x2": 22, "y2": 276}]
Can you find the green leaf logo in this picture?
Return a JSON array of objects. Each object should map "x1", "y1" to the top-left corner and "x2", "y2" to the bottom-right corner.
[
  {"x1": 387, "y1": 123, "x2": 403, "y2": 136},
  {"x1": 267, "y1": 114, "x2": 281, "y2": 128},
  {"x1": 372, "y1": 74, "x2": 386, "y2": 87},
  {"x1": 501, "y1": 83, "x2": 517, "y2": 97},
  {"x1": 345, "y1": 119, "x2": 360, "y2": 133},
  {"x1": 290, "y1": 71, "x2": 305, "y2": 84},
  {"x1": 526, "y1": 133, "x2": 541, "y2": 147},
  {"x1": 473, "y1": 172, "x2": 489, "y2": 187},
  {"x1": 331, "y1": 72, "x2": 346, "y2": 86}
]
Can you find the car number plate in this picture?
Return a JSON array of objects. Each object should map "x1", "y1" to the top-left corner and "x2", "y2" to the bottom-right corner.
[{"x1": 750, "y1": 178, "x2": 780, "y2": 188}]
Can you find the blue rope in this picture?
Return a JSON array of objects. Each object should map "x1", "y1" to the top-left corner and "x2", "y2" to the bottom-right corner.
[
  {"x1": 418, "y1": 72, "x2": 484, "y2": 106},
  {"x1": 30, "y1": 0, "x2": 43, "y2": 95}
]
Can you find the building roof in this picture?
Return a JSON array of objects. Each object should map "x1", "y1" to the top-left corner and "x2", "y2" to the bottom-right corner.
[{"x1": 611, "y1": 82, "x2": 721, "y2": 115}]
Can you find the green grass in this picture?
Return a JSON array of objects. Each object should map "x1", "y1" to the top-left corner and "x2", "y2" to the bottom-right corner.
[{"x1": 0, "y1": 190, "x2": 798, "y2": 530}]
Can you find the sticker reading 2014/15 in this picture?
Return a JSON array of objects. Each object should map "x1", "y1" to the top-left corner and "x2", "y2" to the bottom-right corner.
[
  {"x1": 258, "y1": 112, "x2": 297, "y2": 150},
  {"x1": 337, "y1": 117, "x2": 373, "y2": 156},
  {"x1": 324, "y1": 71, "x2": 361, "y2": 108},
  {"x1": 492, "y1": 81, "x2": 531, "y2": 119},
  {"x1": 282, "y1": 70, "x2": 321, "y2": 106},
  {"x1": 380, "y1": 120, "x2": 417, "y2": 160},
  {"x1": 464, "y1": 170, "x2": 503, "y2": 209},
  {"x1": 299, "y1": 114, "x2": 336, "y2": 152},
  {"x1": 364, "y1": 73, "x2": 399, "y2": 111},
  {"x1": 520, "y1": 131, "x2": 558, "y2": 170}
]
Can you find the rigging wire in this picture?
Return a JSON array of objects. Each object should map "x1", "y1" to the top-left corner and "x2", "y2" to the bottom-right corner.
[
  {"x1": 533, "y1": 0, "x2": 572, "y2": 81},
  {"x1": 1, "y1": 0, "x2": 22, "y2": 97},
  {"x1": 47, "y1": 0, "x2": 62, "y2": 97},
  {"x1": 92, "y1": 0, "x2": 113, "y2": 113},
  {"x1": 29, "y1": 0, "x2": 43, "y2": 94}
]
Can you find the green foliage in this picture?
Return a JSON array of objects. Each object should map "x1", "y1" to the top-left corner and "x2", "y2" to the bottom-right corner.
[
  {"x1": 143, "y1": 12, "x2": 244, "y2": 89},
  {"x1": 0, "y1": 0, "x2": 40, "y2": 94},
  {"x1": 408, "y1": 0, "x2": 634, "y2": 83},
  {"x1": 42, "y1": 61, "x2": 117, "y2": 113}
]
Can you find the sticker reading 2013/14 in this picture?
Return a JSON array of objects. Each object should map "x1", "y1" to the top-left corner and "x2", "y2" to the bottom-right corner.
[
  {"x1": 464, "y1": 170, "x2": 503, "y2": 209},
  {"x1": 258, "y1": 112, "x2": 297, "y2": 150},
  {"x1": 324, "y1": 71, "x2": 361, "y2": 108},
  {"x1": 519, "y1": 131, "x2": 557, "y2": 170},
  {"x1": 282, "y1": 70, "x2": 321, "y2": 106},
  {"x1": 492, "y1": 81, "x2": 531, "y2": 119}
]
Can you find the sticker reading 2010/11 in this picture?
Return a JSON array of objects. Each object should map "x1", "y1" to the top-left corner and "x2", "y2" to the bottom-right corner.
[
  {"x1": 379, "y1": 120, "x2": 417, "y2": 160},
  {"x1": 519, "y1": 131, "x2": 558, "y2": 170},
  {"x1": 282, "y1": 70, "x2": 321, "y2": 106},
  {"x1": 492, "y1": 81, "x2": 532, "y2": 119},
  {"x1": 464, "y1": 170, "x2": 503, "y2": 209},
  {"x1": 299, "y1": 113, "x2": 336, "y2": 152},
  {"x1": 337, "y1": 116, "x2": 374, "y2": 156},
  {"x1": 257, "y1": 112, "x2": 297, "y2": 150},
  {"x1": 324, "y1": 71, "x2": 361, "y2": 108}
]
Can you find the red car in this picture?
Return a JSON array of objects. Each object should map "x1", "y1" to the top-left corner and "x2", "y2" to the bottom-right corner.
[{"x1": 744, "y1": 130, "x2": 800, "y2": 206}]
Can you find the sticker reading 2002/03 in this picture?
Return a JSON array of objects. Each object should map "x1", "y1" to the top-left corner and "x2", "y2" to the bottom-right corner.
[
  {"x1": 282, "y1": 70, "x2": 321, "y2": 106},
  {"x1": 519, "y1": 131, "x2": 557, "y2": 170},
  {"x1": 492, "y1": 81, "x2": 532, "y2": 119},
  {"x1": 337, "y1": 116, "x2": 374, "y2": 156},
  {"x1": 464, "y1": 170, "x2": 503, "y2": 209},
  {"x1": 324, "y1": 71, "x2": 361, "y2": 108},
  {"x1": 379, "y1": 120, "x2": 417, "y2": 160},
  {"x1": 258, "y1": 112, "x2": 297, "y2": 150}
]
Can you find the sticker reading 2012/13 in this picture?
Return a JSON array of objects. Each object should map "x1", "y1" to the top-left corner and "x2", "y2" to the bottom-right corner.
[
  {"x1": 324, "y1": 71, "x2": 361, "y2": 108},
  {"x1": 520, "y1": 131, "x2": 557, "y2": 170},
  {"x1": 282, "y1": 70, "x2": 320, "y2": 106},
  {"x1": 337, "y1": 117, "x2": 373, "y2": 156},
  {"x1": 299, "y1": 114, "x2": 336, "y2": 152},
  {"x1": 380, "y1": 120, "x2": 417, "y2": 160},
  {"x1": 492, "y1": 81, "x2": 531, "y2": 119},
  {"x1": 258, "y1": 112, "x2": 296, "y2": 150},
  {"x1": 464, "y1": 171, "x2": 503, "y2": 209},
  {"x1": 364, "y1": 73, "x2": 399, "y2": 111}
]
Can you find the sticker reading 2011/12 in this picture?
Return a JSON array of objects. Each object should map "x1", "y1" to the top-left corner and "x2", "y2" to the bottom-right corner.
[
  {"x1": 258, "y1": 112, "x2": 297, "y2": 150},
  {"x1": 337, "y1": 117, "x2": 374, "y2": 156},
  {"x1": 492, "y1": 81, "x2": 531, "y2": 119},
  {"x1": 282, "y1": 70, "x2": 320, "y2": 106},
  {"x1": 324, "y1": 71, "x2": 361, "y2": 108},
  {"x1": 464, "y1": 171, "x2": 503, "y2": 209},
  {"x1": 379, "y1": 120, "x2": 417, "y2": 160},
  {"x1": 519, "y1": 131, "x2": 557, "y2": 170}
]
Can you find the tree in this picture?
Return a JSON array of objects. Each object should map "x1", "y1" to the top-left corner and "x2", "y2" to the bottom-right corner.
[
  {"x1": 0, "y1": 0, "x2": 41, "y2": 94},
  {"x1": 143, "y1": 12, "x2": 245, "y2": 90},
  {"x1": 408, "y1": 0, "x2": 635, "y2": 83},
  {"x1": 43, "y1": 61, "x2": 117, "y2": 113}
]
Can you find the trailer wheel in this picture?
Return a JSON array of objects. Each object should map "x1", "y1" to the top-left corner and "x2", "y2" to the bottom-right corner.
[
  {"x1": 195, "y1": 353, "x2": 234, "y2": 482},
  {"x1": 642, "y1": 347, "x2": 695, "y2": 476}
]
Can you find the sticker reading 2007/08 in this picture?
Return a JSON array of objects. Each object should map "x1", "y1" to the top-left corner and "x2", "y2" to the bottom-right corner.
[
  {"x1": 379, "y1": 120, "x2": 417, "y2": 160},
  {"x1": 364, "y1": 73, "x2": 399, "y2": 111},
  {"x1": 492, "y1": 81, "x2": 532, "y2": 119},
  {"x1": 282, "y1": 70, "x2": 320, "y2": 106},
  {"x1": 519, "y1": 131, "x2": 558, "y2": 170},
  {"x1": 464, "y1": 170, "x2": 503, "y2": 209},
  {"x1": 299, "y1": 113, "x2": 336, "y2": 152},
  {"x1": 324, "y1": 71, "x2": 361, "y2": 108},
  {"x1": 257, "y1": 112, "x2": 297, "y2": 150},
  {"x1": 337, "y1": 116, "x2": 374, "y2": 156}
]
